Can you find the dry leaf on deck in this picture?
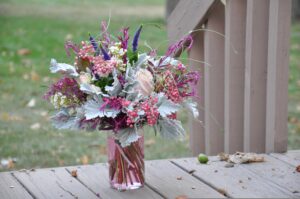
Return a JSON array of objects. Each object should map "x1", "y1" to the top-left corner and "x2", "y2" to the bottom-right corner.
[{"x1": 71, "y1": 169, "x2": 77, "y2": 177}]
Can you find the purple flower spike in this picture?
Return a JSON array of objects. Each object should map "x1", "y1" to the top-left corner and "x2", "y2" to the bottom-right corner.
[
  {"x1": 89, "y1": 34, "x2": 99, "y2": 53},
  {"x1": 132, "y1": 25, "x2": 143, "y2": 52},
  {"x1": 100, "y1": 45, "x2": 111, "y2": 60}
]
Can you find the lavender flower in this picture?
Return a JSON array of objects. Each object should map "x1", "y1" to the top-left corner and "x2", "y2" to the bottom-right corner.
[
  {"x1": 89, "y1": 34, "x2": 99, "y2": 55},
  {"x1": 100, "y1": 45, "x2": 111, "y2": 60},
  {"x1": 132, "y1": 25, "x2": 143, "y2": 52}
]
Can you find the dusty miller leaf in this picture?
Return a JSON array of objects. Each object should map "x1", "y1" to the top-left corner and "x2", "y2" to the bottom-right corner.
[
  {"x1": 105, "y1": 70, "x2": 122, "y2": 96},
  {"x1": 50, "y1": 59, "x2": 79, "y2": 77},
  {"x1": 158, "y1": 117, "x2": 185, "y2": 139},
  {"x1": 114, "y1": 128, "x2": 140, "y2": 147},
  {"x1": 83, "y1": 97, "x2": 120, "y2": 119},
  {"x1": 183, "y1": 99, "x2": 199, "y2": 118},
  {"x1": 51, "y1": 108, "x2": 80, "y2": 130},
  {"x1": 157, "y1": 93, "x2": 181, "y2": 117}
]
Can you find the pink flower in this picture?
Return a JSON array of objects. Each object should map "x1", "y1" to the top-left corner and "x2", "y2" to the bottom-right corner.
[{"x1": 92, "y1": 56, "x2": 116, "y2": 77}]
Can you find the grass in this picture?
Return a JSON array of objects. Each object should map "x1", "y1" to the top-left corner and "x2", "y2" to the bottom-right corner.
[{"x1": 0, "y1": 0, "x2": 299, "y2": 172}]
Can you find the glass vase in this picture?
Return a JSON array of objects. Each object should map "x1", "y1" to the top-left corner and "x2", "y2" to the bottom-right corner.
[{"x1": 107, "y1": 133, "x2": 144, "y2": 191}]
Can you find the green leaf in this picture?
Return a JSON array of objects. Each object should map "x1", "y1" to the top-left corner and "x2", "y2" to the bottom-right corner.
[{"x1": 127, "y1": 49, "x2": 138, "y2": 66}]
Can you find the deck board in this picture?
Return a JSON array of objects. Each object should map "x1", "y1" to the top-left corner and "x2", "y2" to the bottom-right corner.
[
  {"x1": 66, "y1": 164, "x2": 162, "y2": 199},
  {"x1": 270, "y1": 150, "x2": 300, "y2": 167},
  {"x1": 0, "y1": 151, "x2": 299, "y2": 198},
  {"x1": 0, "y1": 172, "x2": 33, "y2": 199},
  {"x1": 172, "y1": 157, "x2": 293, "y2": 198},
  {"x1": 240, "y1": 154, "x2": 300, "y2": 197},
  {"x1": 145, "y1": 159, "x2": 224, "y2": 198},
  {"x1": 13, "y1": 167, "x2": 98, "y2": 199}
]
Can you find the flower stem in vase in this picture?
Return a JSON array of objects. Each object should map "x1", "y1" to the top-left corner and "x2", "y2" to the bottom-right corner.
[{"x1": 107, "y1": 135, "x2": 144, "y2": 191}]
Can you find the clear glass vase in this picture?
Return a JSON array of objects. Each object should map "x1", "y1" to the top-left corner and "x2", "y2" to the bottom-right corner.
[{"x1": 107, "y1": 133, "x2": 144, "y2": 191}]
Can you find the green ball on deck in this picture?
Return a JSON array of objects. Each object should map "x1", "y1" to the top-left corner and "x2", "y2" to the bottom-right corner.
[{"x1": 198, "y1": 153, "x2": 209, "y2": 164}]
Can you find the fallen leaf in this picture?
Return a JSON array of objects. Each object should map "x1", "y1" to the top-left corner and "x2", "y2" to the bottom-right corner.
[
  {"x1": 30, "y1": 123, "x2": 41, "y2": 130},
  {"x1": 218, "y1": 152, "x2": 229, "y2": 161},
  {"x1": 81, "y1": 155, "x2": 89, "y2": 165},
  {"x1": 175, "y1": 195, "x2": 188, "y2": 199},
  {"x1": 31, "y1": 71, "x2": 40, "y2": 82},
  {"x1": 27, "y1": 98, "x2": 36, "y2": 108},
  {"x1": 191, "y1": 186, "x2": 196, "y2": 190},
  {"x1": 217, "y1": 188, "x2": 228, "y2": 196},
  {"x1": 71, "y1": 169, "x2": 77, "y2": 177},
  {"x1": 17, "y1": 48, "x2": 31, "y2": 56},
  {"x1": 296, "y1": 165, "x2": 300, "y2": 172},
  {"x1": 176, "y1": 176, "x2": 182, "y2": 180}
]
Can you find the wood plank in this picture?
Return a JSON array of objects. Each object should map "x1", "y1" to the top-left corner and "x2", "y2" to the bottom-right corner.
[
  {"x1": 66, "y1": 164, "x2": 162, "y2": 199},
  {"x1": 146, "y1": 159, "x2": 224, "y2": 198},
  {"x1": 243, "y1": 0, "x2": 270, "y2": 152},
  {"x1": 13, "y1": 167, "x2": 98, "y2": 199},
  {"x1": 224, "y1": 0, "x2": 247, "y2": 154},
  {"x1": 0, "y1": 172, "x2": 32, "y2": 199},
  {"x1": 173, "y1": 157, "x2": 293, "y2": 198},
  {"x1": 265, "y1": 0, "x2": 291, "y2": 153},
  {"x1": 167, "y1": 0, "x2": 216, "y2": 44},
  {"x1": 270, "y1": 150, "x2": 300, "y2": 167},
  {"x1": 204, "y1": 1, "x2": 225, "y2": 155},
  {"x1": 188, "y1": 31, "x2": 205, "y2": 155},
  {"x1": 240, "y1": 154, "x2": 300, "y2": 197}
]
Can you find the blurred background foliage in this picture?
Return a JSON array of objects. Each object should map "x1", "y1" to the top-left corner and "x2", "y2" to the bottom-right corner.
[{"x1": 0, "y1": 0, "x2": 299, "y2": 171}]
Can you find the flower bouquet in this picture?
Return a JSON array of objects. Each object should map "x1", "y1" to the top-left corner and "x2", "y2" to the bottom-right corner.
[{"x1": 44, "y1": 21, "x2": 199, "y2": 191}]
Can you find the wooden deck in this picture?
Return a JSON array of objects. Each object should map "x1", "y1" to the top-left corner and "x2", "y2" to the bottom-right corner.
[{"x1": 0, "y1": 150, "x2": 299, "y2": 198}]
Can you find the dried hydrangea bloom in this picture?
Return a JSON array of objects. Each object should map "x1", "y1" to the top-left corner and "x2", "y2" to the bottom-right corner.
[{"x1": 135, "y1": 68, "x2": 154, "y2": 97}]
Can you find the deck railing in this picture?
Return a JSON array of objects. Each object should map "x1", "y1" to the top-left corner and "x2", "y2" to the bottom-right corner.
[{"x1": 167, "y1": 0, "x2": 292, "y2": 155}]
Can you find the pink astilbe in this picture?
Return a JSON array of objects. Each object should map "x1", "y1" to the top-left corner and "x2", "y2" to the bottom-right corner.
[
  {"x1": 75, "y1": 41, "x2": 95, "y2": 67},
  {"x1": 92, "y1": 56, "x2": 116, "y2": 77}
]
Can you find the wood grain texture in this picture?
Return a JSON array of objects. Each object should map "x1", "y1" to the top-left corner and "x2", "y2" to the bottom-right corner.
[
  {"x1": 270, "y1": 150, "x2": 300, "y2": 167},
  {"x1": 240, "y1": 154, "x2": 300, "y2": 198},
  {"x1": 173, "y1": 157, "x2": 293, "y2": 198},
  {"x1": 188, "y1": 31, "x2": 205, "y2": 155},
  {"x1": 66, "y1": 164, "x2": 162, "y2": 199},
  {"x1": 167, "y1": 0, "x2": 216, "y2": 44},
  {"x1": 145, "y1": 159, "x2": 224, "y2": 198},
  {"x1": 265, "y1": 0, "x2": 291, "y2": 153},
  {"x1": 204, "y1": 1, "x2": 225, "y2": 155},
  {"x1": 224, "y1": 0, "x2": 247, "y2": 154},
  {"x1": 244, "y1": 0, "x2": 269, "y2": 152},
  {"x1": 0, "y1": 172, "x2": 32, "y2": 199},
  {"x1": 13, "y1": 167, "x2": 98, "y2": 199}
]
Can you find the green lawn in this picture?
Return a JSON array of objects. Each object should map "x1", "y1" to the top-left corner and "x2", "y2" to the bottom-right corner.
[{"x1": 0, "y1": 0, "x2": 299, "y2": 172}]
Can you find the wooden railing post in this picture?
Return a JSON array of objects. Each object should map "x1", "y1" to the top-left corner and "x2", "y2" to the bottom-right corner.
[
  {"x1": 188, "y1": 32, "x2": 205, "y2": 155},
  {"x1": 243, "y1": 0, "x2": 270, "y2": 153},
  {"x1": 224, "y1": 0, "x2": 247, "y2": 154},
  {"x1": 204, "y1": 1, "x2": 225, "y2": 155},
  {"x1": 266, "y1": 0, "x2": 291, "y2": 153}
]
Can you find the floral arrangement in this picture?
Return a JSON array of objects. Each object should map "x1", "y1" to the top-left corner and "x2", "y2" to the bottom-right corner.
[{"x1": 44, "y1": 21, "x2": 199, "y2": 190}]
